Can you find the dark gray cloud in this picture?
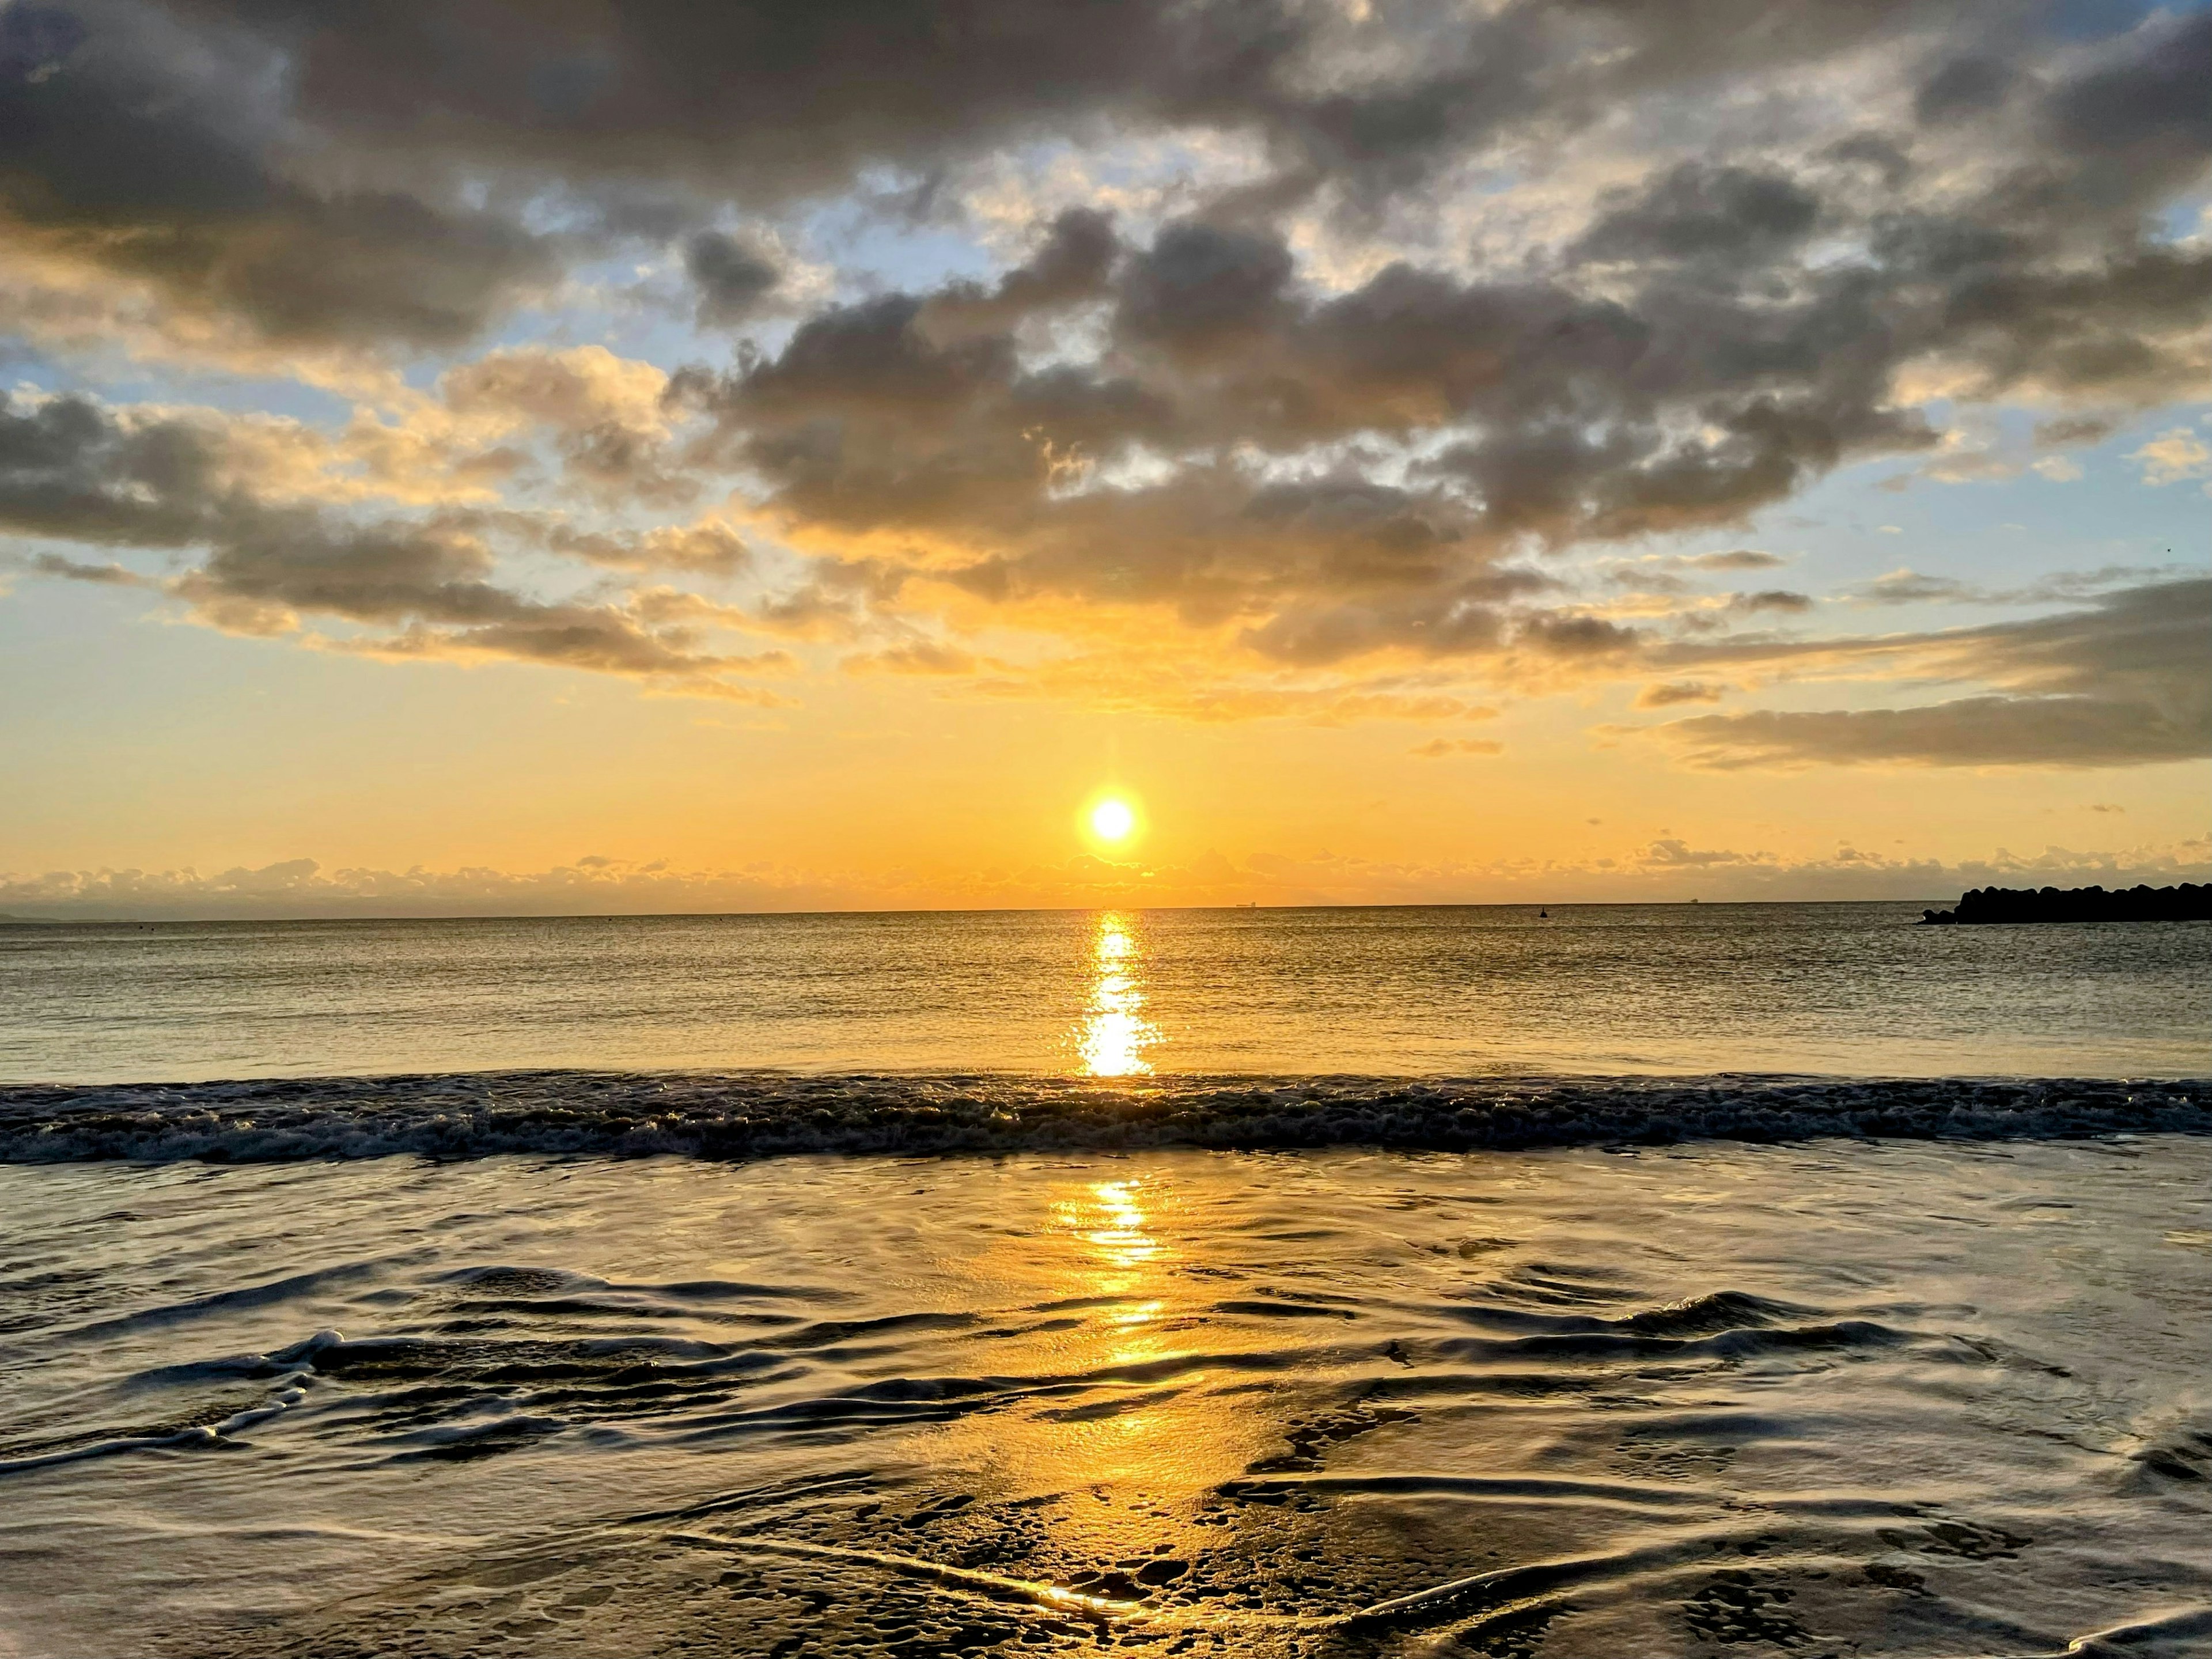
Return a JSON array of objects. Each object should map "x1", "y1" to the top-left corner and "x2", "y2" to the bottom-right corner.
[
  {"x1": 2048, "y1": 6, "x2": 2212, "y2": 172},
  {"x1": 6, "y1": 0, "x2": 2191, "y2": 359},
  {"x1": 1574, "y1": 163, "x2": 1821, "y2": 267},
  {"x1": 0, "y1": 2, "x2": 555, "y2": 344},
  {"x1": 160, "y1": 0, "x2": 1980, "y2": 205},
  {"x1": 20, "y1": 549, "x2": 147, "y2": 584},
  {"x1": 922, "y1": 208, "x2": 1120, "y2": 334},
  {"x1": 679, "y1": 202, "x2": 1938, "y2": 652},
  {"x1": 684, "y1": 230, "x2": 780, "y2": 326},
  {"x1": 1659, "y1": 694, "x2": 2205, "y2": 770},
  {"x1": 1637, "y1": 680, "x2": 1725, "y2": 708},
  {"x1": 1653, "y1": 578, "x2": 2212, "y2": 769},
  {"x1": 1732, "y1": 589, "x2": 1815, "y2": 614},
  {"x1": 0, "y1": 390, "x2": 223, "y2": 545},
  {"x1": 1913, "y1": 54, "x2": 2018, "y2": 126},
  {"x1": 1117, "y1": 220, "x2": 1297, "y2": 355}
]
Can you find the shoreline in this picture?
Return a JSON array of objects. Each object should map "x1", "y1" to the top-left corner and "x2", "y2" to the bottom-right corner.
[{"x1": 6, "y1": 1070, "x2": 2207, "y2": 1165}]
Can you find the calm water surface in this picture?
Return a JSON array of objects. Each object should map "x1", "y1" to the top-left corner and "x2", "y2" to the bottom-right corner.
[{"x1": 3, "y1": 903, "x2": 2207, "y2": 1082}]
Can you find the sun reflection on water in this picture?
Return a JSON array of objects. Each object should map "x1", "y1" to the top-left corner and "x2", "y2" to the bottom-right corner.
[
  {"x1": 1082, "y1": 1179, "x2": 1160, "y2": 1268},
  {"x1": 934, "y1": 1166, "x2": 1287, "y2": 1514},
  {"x1": 1075, "y1": 912, "x2": 1160, "y2": 1077}
]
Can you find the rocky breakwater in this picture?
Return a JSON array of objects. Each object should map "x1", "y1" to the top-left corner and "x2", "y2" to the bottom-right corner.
[{"x1": 1919, "y1": 882, "x2": 2211, "y2": 924}]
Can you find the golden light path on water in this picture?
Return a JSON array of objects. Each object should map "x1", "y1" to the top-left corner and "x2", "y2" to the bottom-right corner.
[
  {"x1": 932, "y1": 1163, "x2": 1280, "y2": 1506},
  {"x1": 1074, "y1": 911, "x2": 1159, "y2": 1077}
]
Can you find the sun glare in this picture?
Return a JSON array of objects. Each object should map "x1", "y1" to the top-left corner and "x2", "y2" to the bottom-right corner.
[{"x1": 1089, "y1": 798, "x2": 1136, "y2": 842}]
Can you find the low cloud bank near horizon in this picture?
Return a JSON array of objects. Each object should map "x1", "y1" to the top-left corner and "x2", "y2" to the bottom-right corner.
[{"x1": 8, "y1": 839, "x2": 2207, "y2": 923}]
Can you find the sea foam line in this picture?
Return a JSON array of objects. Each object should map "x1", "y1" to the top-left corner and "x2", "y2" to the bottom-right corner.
[{"x1": 0, "y1": 1070, "x2": 2205, "y2": 1164}]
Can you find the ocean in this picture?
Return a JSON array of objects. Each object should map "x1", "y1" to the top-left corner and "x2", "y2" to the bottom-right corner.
[{"x1": 1, "y1": 904, "x2": 2207, "y2": 1657}]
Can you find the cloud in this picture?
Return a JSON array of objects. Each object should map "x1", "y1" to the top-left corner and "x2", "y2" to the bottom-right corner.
[
  {"x1": 1636, "y1": 680, "x2": 1725, "y2": 708},
  {"x1": 1408, "y1": 737, "x2": 1503, "y2": 757},
  {"x1": 1638, "y1": 838, "x2": 1764, "y2": 868},
  {"x1": 923, "y1": 208, "x2": 1120, "y2": 334},
  {"x1": 1574, "y1": 162, "x2": 1820, "y2": 267},
  {"x1": 441, "y1": 346, "x2": 669, "y2": 438},
  {"x1": 12, "y1": 835, "x2": 2207, "y2": 919},
  {"x1": 685, "y1": 230, "x2": 781, "y2": 326},
  {"x1": 1840, "y1": 562, "x2": 2197, "y2": 609},
  {"x1": 1646, "y1": 577, "x2": 2212, "y2": 768},
  {"x1": 632, "y1": 3, "x2": 2207, "y2": 672},
  {"x1": 0, "y1": 389, "x2": 781, "y2": 696},
  {"x1": 2032, "y1": 414, "x2": 2116, "y2": 448},
  {"x1": 438, "y1": 344, "x2": 694, "y2": 501},
  {"x1": 1657, "y1": 695, "x2": 2206, "y2": 770},
  {"x1": 2130, "y1": 427, "x2": 2212, "y2": 487},
  {"x1": 1851, "y1": 569, "x2": 1976, "y2": 606},
  {"x1": 17, "y1": 550, "x2": 149, "y2": 585},
  {"x1": 1681, "y1": 550, "x2": 1787, "y2": 571},
  {"x1": 0, "y1": 2, "x2": 555, "y2": 349},
  {"x1": 0, "y1": 0, "x2": 2206, "y2": 730},
  {"x1": 842, "y1": 639, "x2": 980, "y2": 676},
  {"x1": 1732, "y1": 589, "x2": 1815, "y2": 614},
  {"x1": 545, "y1": 521, "x2": 752, "y2": 577}
]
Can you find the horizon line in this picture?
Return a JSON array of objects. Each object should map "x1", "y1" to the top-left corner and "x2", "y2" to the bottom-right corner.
[{"x1": 0, "y1": 895, "x2": 1969, "y2": 927}]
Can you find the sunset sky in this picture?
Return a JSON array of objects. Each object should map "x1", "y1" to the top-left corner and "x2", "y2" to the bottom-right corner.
[{"x1": 2, "y1": 0, "x2": 2207, "y2": 917}]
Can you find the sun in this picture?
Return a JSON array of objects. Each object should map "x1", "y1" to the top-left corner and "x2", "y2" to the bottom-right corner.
[
  {"x1": 1080, "y1": 790, "x2": 1144, "y2": 848},
  {"x1": 1089, "y1": 797, "x2": 1136, "y2": 842}
]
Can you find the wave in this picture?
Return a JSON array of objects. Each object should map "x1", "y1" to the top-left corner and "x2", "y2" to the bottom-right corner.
[{"x1": 0, "y1": 1069, "x2": 2205, "y2": 1164}]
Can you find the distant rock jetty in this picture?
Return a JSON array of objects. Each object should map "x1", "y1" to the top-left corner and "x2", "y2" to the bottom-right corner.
[{"x1": 1919, "y1": 884, "x2": 2211, "y2": 925}]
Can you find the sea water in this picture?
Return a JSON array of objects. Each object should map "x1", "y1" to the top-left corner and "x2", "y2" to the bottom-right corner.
[
  {"x1": 1, "y1": 905, "x2": 2206, "y2": 1657},
  {"x1": 1, "y1": 903, "x2": 2208, "y2": 1082}
]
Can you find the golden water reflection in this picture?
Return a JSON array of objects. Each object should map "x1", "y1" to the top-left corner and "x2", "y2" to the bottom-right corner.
[
  {"x1": 1074, "y1": 911, "x2": 1160, "y2": 1076},
  {"x1": 932, "y1": 1167, "x2": 1292, "y2": 1515}
]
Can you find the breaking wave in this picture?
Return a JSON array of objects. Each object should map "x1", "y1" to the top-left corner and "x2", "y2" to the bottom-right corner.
[{"x1": 1, "y1": 1069, "x2": 2205, "y2": 1163}]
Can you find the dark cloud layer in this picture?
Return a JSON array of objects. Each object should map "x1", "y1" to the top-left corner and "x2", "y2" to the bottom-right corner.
[
  {"x1": 1655, "y1": 579, "x2": 2212, "y2": 769},
  {"x1": 635, "y1": 5, "x2": 2205, "y2": 678},
  {"x1": 5, "y1": 0, "x2": 2202, "y2": 355},
  {"x1": 1661, "y1": 694, "x2": 2204, "y2": 769},
  {"x1": 0, "y1": 2, "x2": 555, "y2": 344},
  {"x1": 2, "y1": 0, "x2": 2207, "y2": 766},
  {"x1": 159, "y1": 0, "x2": 1989, "y2": 203}
]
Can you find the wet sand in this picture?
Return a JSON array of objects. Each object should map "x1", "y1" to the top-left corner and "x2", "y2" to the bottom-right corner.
[{"x1": 2, "y1": 1137, "x2": 2206, "y2": 1656}]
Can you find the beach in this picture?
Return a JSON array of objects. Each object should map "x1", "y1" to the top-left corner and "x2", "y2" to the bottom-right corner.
[{"x1": 2, "y1": 1138, "x2": 2206, "y2": 1657}]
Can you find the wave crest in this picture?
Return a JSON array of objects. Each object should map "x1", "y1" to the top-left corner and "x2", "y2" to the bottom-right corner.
[{"x1": 0, "y1": 1070, "x2": 2205, "y2": 1164}]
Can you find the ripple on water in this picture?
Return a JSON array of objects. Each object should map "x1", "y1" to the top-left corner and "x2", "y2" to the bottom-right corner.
[{"x1": 0, "y1": 1138, "x2": 2205, "y2": 1656}]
